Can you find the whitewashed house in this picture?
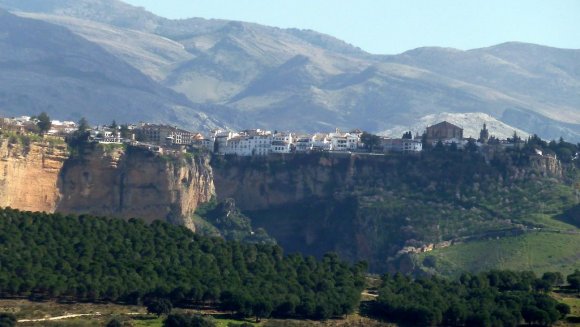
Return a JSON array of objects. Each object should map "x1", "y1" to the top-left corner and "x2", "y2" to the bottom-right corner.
[
  {"x1": 213, "y1": 130, "x2": 239, "y2": 155},
  {"x1": 48, "y1": 120, "x2": 77, "y2": 135},
  {"x1": 383, "y1": 138, "x2": 423, "y2": 153},
  {"x1": 220, "y1": 129, "x2": 272, "y2": 156},
  {"x1": 329, "y1": 129, "x2": 359, "y2": 151},
  {"x1": 312, "y1": 133, "x2": 332, "y2": 151},
  {"x1": 271, "y1": 132, "x2": 294, "y2": 153},
  {"x1": 295, "y1": 135, "x2": 314, "y2": 152}
]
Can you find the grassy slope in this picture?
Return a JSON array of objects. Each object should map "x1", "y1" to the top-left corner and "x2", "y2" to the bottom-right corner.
[{"x1": 417, "y1": 231, "x2": 580, "y2": 277}]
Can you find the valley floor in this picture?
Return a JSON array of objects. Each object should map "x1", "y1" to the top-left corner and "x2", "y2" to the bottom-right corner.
[
  {"x1": 0, "y1": 299, "x2": 392, "y2": 327},
  {"x1": 2, "y1": 293, "x2": 579, "y2": 326}
]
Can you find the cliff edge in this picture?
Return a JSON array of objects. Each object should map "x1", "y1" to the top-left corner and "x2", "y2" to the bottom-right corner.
[
  {"x1": 0, "y1": 137, "x2": 68, "y2": 212},
  {"x1": 57, "y1": 145, "x2": 215, "y2": 230},
  {"x1": 0, "y1": 137, "x2": 215, "y2": 230}
]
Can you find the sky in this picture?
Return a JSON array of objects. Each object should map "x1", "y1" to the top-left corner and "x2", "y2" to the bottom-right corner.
[{"x1": 123, "y1": 0, "x2": 580, "y2": 55}]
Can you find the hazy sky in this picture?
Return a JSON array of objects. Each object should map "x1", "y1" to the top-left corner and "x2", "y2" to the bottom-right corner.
[{"x1": 123, "y1": 0, "x2": 580, "y2": 54}]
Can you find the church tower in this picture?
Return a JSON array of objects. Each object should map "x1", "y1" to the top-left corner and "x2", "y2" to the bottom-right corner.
[{"x1": 479, "y1": 123, "x2": 490, "y2": 144}]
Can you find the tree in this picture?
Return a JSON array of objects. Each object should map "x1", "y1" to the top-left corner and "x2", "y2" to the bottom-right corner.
[
  {"x1": 567, "y1": 270, "x2": 580, "y2": 293},
  {"x1": 190, "y1": 315, "x2": 217, "y2": 327},
  {"x1": 402, "y1": 131, "x2": 413, "y2": 139},
  {"x1": 69, "y1": 117, "x2": 91, "y2": 146},
  {"x1": 147, "y1": 298, "x2": 173, "y2": 317},
  {"x1": 77, "y1": 117, "x2": 90, "y2": 133},
  {"x1": 465, "y1": 139, "x2": 478, "y2": 153},
  {"x1": 36, "y1": 112, "x2": 52, "y2": 135},
  {"x1": 465, "y1": 311, "x2": 491, "y2": 327},
  {"x1": 534, "y1": 279, "x2": 552, "y2": 293},
  {"x1": 421, "y1": 133, "x2": 432, "y2": 150},
  {"x1": 434, "y1": 140, "x2": 445, "y2": 152},
  {"x1": 449, "y1": 142, "x2": 458, "y2": 152},
  {"x1": 120, "y1": 124, "x2": 130, "y2": 139},
  {"x1": 0, "y1": 313, "x2": 16, "y2": 327},
  {"x1": 360, "y1": 132, "x2": 381, "y2": 152},
  {"x1": 165, "y1": 314, "x2": 192, "y2": 327},
  {"x1": 253, "y1": 298, "x2": 273, "y2": 322},
  {"x1": 106, "y1": 318, "x2": 123, "y2": 327},
  {"x1": 542, "y1": 272, "x2": 564, "y2": 287},
  {"x1": 556, "y1": 303, "x2": 571, "y2": 318},
  {"x1": 522, "y1": 306, "x2": 549, "y2": 326}
]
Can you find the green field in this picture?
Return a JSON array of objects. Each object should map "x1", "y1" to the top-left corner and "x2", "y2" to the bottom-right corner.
[{"x1": 417, "y1": 231, "x2": 580, "y2": 277}]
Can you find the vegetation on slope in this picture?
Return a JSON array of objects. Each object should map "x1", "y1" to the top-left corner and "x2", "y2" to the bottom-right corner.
[
  {"x1": 370, "y1": 270, "x2": 572, "y2": 326},
  {"x1": 416, "y1": 232, "x2": 580, "y2": 277},
  {"x1": 193, "y1": 198, "x2": 275, "y2": 244},
  {"x1": 0, "y1": 208, "x2": 366, "y2": 320},
  {"x1": 234, "y1": 137, "x2": 580, "y2": 274}
]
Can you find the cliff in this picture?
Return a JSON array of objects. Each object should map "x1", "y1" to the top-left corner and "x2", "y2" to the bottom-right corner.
[
  {"x1": 0, "y1": 138, "x2": 215, "y2": 230},
  {"x1": 212, "y1": 152, "x2": 574, "y2": 272},
  {"x1": 0, "y1": 137, "x2": 68, "y2": 212},
  {"x1": 212, "y1": 154, "x2": 353, "y2": 211},
  {"x1": 57, "y1": 145, "x2": 215, "y2": 230}
]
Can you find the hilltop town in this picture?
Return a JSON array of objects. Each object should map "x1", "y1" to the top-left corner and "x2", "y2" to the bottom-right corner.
[{"x1": 1, "y1": 114, "x2": 531, "y2": 157}]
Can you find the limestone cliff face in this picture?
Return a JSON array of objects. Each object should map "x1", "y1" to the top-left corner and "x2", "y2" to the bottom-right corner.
[
  {"x1": 0, "y1": 138, "x2": 68, "y2": 212},
  {"x1": 57, "y1": 146, "x2": 215, "y2": 230},
  {"x1": 213, "y1": 153, "x2": 565, "y2": 211},
  {"x1": 212, "y1": 154, "x2": 355, "y2": 211},
  {"x1": 212, "y1": 153, "x2": 571, "y2": 272}
]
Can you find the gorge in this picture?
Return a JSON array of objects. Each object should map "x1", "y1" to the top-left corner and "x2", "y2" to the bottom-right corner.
[{"x1": 0, "y1": 136, "x2": 577, "y2": 274}]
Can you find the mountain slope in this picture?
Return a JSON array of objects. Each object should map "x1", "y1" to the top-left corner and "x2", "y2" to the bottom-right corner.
[
  {"x1": 380, "y1": 112, "x2": 530, "y2": 140},
  {"x1": 16, "y1": 12, "x2": 195, "y2": 81},
  {"x1": 1, "y1": 0, "x2": 580, "y2": 140},
  {"x1": 0, "y1": 10, "x2": 220, "y2": 130}
]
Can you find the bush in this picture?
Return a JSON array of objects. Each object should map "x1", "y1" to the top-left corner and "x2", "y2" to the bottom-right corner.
[
  {"x1": 227, "y1": 323, "x2": 253, "y2": 327},
  {"x1": 147, "y1": 298, "x2": 173, "y2": 317},
  {"x1": 106, "y1": 318, "x2": 123, "y2": 327},
  {"x1": 164, "y1": 313, "x2": 216, "y2": 327},
  {"x1": 0, "y1": 313, "x2": 16, "y2": 327}
]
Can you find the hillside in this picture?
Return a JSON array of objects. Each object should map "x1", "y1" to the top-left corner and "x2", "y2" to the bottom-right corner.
[
  {"x1": 0, "y1": 208, "x2": 366, "y2": 320},
  {"x1": 0, "y1": 9, "x2": 222, "y2": 131},
  {"x1": 1, "y1": 0, "x2": 579, "y2": 140}
]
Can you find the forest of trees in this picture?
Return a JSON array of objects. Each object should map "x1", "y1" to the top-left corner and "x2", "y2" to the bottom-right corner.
[
  {"x1": 371, "y1": 270, "x2": 571, "y2": 326},
  {"x1": 0, "y1": 208, "x2": 366, "y2": 320}
]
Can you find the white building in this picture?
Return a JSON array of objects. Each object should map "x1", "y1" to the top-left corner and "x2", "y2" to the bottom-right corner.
[
  {"x1": 213, "y1": 130, "x2": 239, "y2": 155},
  {"x1": 136, "y1": 124, "x2": 197, "y2": 145},
  {"x1": 48, "y1": 120, "x2": 77, "y2": 135},
  {"x1": 271, "y1": 132, "x2": 294, "y2": 154},
  {"x1": 438, "y1": 138, "x2": 468, "y2": 149},
  {"x1": 219, "y1": 129, "x2": 272, "y2": 156},
  {"x1": 312, "y1": 133, "x2": 332, "y2": 151},
  {"x1": 295, "y1": 135, "x2": 314, "y2": 152},
  {"x1": 328, "y1": 129, "x2": 359, "y2": 151},
  {"x1": 383, "y1": 138, "x2": 423, "y2": 153}
]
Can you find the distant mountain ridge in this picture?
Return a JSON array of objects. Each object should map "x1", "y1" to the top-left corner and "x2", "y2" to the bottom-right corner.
[
  {"x1": 1, "y1": 0, "x2": 579, "y2": 140},
  {"x1": 0, "y1": 9, "x2": 222, "y2": 130}
]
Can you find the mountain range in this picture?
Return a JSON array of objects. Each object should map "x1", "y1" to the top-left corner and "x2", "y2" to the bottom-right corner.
[{"x1": 1, "y1": 0, "x2": 579, "y2": 141}]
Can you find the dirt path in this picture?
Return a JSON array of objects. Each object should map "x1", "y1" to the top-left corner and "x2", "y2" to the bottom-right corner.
[
  {"x1": 18, "y1": 312, "x2": 103, "y2": 322},
  {"x1": 362, "y1": 291, "x2": 378, "y2": 298}
]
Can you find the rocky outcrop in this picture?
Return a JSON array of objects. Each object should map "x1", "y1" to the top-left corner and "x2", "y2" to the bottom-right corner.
[
  {"x1": 0, "y1": 138, "x2": 68, "y2": 212},
  {"x1": 529, "y1": 155, "x2": 562, "y2": 177},
  {"x1": 0, "y1": 139, "x2": 215, "y2": 230},
  {"x1": 57, "y1": 145, "x2": 215, "y2": 230}
]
